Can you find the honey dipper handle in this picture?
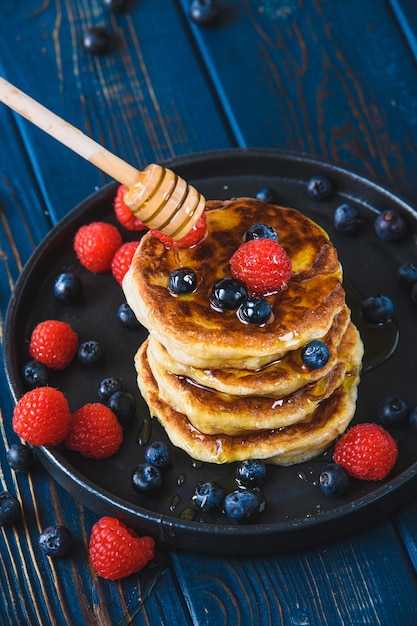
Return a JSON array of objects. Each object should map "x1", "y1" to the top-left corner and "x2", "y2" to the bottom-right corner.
[{"x1": 0, "y1": 77, "x2": 142, "y2": 188}]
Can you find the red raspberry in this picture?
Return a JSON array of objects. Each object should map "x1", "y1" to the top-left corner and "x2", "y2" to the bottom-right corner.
[
  {"x1": 12, "y1": 387, "x2": 71, "y2": 446},
  {"x1": 114, "y1": 185, "x2": 148, "y2": 231},
  {"x1": 29, "y1": 320, "x2": 78, "y2": 369},
  {"x1": 64, "y1": 403, "x2": 123, "y2": 459},
  {"x1": 230, "y1": 238, "x2": 292, "y2": 294},
  {"x1": 333, "y1": 423, "x2": 398, "y2": 481},
  {"x1": 74, "y1": 221, "x2": 122, "y2": 272},
  {"x1": 111, "y1": 240, "x2": 140, "y2": 285},
  {"x1": 150, "y1": 211, "x2": 207, "y2": 248},
  {"x1": 89, "y1": 516, "x2": 155, "y2": 580}
]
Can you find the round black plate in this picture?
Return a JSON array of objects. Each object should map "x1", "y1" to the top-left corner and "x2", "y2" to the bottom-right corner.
[{"x1": 5, "y1": 148, "x2": 417, "y2": 555}]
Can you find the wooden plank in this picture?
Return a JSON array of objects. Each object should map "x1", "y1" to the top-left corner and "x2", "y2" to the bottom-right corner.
[{"x1": 388, "y1": 0, "x2": 417, "y2": 59}]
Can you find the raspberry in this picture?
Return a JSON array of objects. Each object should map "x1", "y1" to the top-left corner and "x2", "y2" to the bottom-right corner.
[
  {"x1": 111, "y1": 240, "x2": 140, "y2": 285},
  {"x1": 230, "y1": 238, "x2": 292, "y2": 294},
  {"x1": 333, "y1": 423, "x2": 398, "y2": 481},
  {"x1": 114, "y1": 185, "x2": 148, "y2": 231},
  {"x1": 74, "y1": 221, "x2": 122, "y2": 272},
  {"x1": 29, "y1": 320, "x2": 78, "y2": 369},
  {"x1": 64, "y1": 403, "x2": 123, "y2": 459},
  {"x1": 150, "y1": 211, "x2": 207, "y2": 248},
  {"x1": 12, "y1": 387, "x2": 71, "y2": 446},
  {"x1": 89, "y1": 516, "x2": 155, "y2": 580}
]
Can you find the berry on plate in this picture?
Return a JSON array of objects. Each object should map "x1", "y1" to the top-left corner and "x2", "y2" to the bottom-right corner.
[
  {"x1": 6, "y1": 443, "x2": 35, "y2": 473},
  {"x1": 374, "y1": 209, "x2": 406, "y2": 241},
  {"x1": 144, "y1": 441, "x2": 171, "y2": 469},
  {"x1": 64, "y1": 403, "x2": 123, "y2": 459},
  {"x1": 192, "y1": 481, "x2": 225, "y2": 513},
  {"x1": 77, "y1": 340, "x2": 105, "y2": 367},
  {"x1": 333, "y1": 423, "x2": 398, "y2": 481},
  {"x1": 12, "y1": 387, "x2": 72, "y2": 446},
  {"x1": 111, "y1": 240, "x2": 140, "y2": 285},
  {"x1": 151, "y1": 211, "x2": 207, "y2": 249},
  {"x1": 89, "y1": 516, "x2": 155, "y2": 580},
  {"x1": 23, "y1": 360, "x2": 49, "y2": 388},
  {"x1": 230, "y1": 238, "x2": 292, "y2": 294},
  {"x1": 377, "y1": 395, "x2": 410, "y2": 427},
  {"x1": 319, "y1": 463, "x2": 350, "y2": 497},
  {"x1": 236, "y1": 459, "x2": 266, "y2": 488},
  {"x1": 114, "y1": 185, "x2": 148, "y2": 231},
  {"x1": 131, "y1": 463, "x2": 163, "y2": 492},
  {"x1": 29, "y1": 320, "x2": 78, "y2": 370},
  {"x1": 361, "y1": 294, "x2": 394, "y2": 324},
  {"x1": 333, "y1": 203, "x2": 362, "y2": 235},
  {"x1": 117, "y1": 302, "x2": 141, "y2": 329},
  {"x1": 307, "y1": 175, "x2": 333, "y2": 200},
  {"x1": 108, "y1": 390, "x2": 136, "y2": 425},
  {"x1": 74, "y1": 221, "x2": 122, "y2": 273},
  {"x1": 223, "y1": 489, "x2": 260, "y2": 524},
  {"x1": 39, "y1": 525, "x2": 72, "y2": 557}
]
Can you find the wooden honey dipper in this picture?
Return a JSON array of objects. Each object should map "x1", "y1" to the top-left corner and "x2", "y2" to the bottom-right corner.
[{"x1": 0, "y1": 77, "x2": 205, "y2": 240}]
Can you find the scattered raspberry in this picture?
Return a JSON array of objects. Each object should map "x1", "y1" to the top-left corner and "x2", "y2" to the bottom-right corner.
[
  {"x1": 230, "y1": 238, "x2": 292, "y2": 294},
  {"x1": 74, "y1": 221, "x2": 122, "y2": 273},
  {"x1": 89, "y1": 516, "x2": 155, "y2": 580},
  {"x1": 333, "y1": 423, "x2": 398, "y2": 481},
  {"x1": 29, "y1": 320, "x2": 78, "y2": 369},
  {"x1": 114, "y1": 185, "x2": 148, "y2": 231},
  {"x1": 111, "y1": 241, "x2": 140, "y2": 285},
  {"x1": 12, "y1": 387, "x2": 71, "y2": 446},
  {"x1": 151, "y1": 211, "x2": 207, "y2": 248},
  {"x1": 64, "y1": 403, "x2": 123, "y2": 459}
]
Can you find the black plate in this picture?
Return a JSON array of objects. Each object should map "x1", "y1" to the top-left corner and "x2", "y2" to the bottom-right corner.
[{"x1": 5, "y1": 148, "x2": 417, "y2": 555}]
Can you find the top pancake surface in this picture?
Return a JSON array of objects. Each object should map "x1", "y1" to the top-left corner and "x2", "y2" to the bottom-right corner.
[{"x1": 123, "y1": 197, "x2": 345, "y2": 369}]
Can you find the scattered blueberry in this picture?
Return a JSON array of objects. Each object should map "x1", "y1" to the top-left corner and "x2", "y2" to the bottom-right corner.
[
  {"x1": 168, "y1": 268, "x2": 197, "y2": 295},
  {"x1": 98, "y1": 377, "x2": 123, "y2": 402},
  {"x1": 374, "y1": 209, "x2": 406, "y2": 241},
  {"x1": 255, "y1": 187, "x2": 279, "y2": 204},
  {"x1": 108, "y1": 390, "x2": 136, "y2": 424},
  {"x1": 238, "y1": 295, "x2": 272, "y2": 325},
  {"x1": 211, "y1": 278, "x2": 248, "y2": 311},
  {"x1": 6, "y1": 444, "x2": 35, "y2": 473},
  {"x1": 0, "y1": 492, "x2": 21, "y2": 526},
  {"x1": 307, "y1": 175, "x2": 332, "y2": 200},
  {"x1": 117, "y1": 302, "x2": 141, "y2": 329},
  {"x1": 223, "y1": 490, "x2": 260, "y2": 524},
  {"x1": 397, "y1": 262, "x2": 417, "y2": 288},
  {"x1": 144, "y1": 441, "x2": 171, "y2": 469},
  {"x1": 102, "y1": 0, "x2": 127, "y2": 12},
  {"x1": 333, "y1": 203, "x2": 362, "y2": 235},
  {"x1": 361, "y1": 295, "x2": 394, "y2": 324},
  {"x1": 189, "y1": 0, "x2": 220, "y2": 26},
  {"x1": 53, "y1": 272, "x2": 83, "y2": 304},
  {"x1": 244, "y1": 223, "x2": 279, "y2": 242},
  {"x1": 236, "y1": 460, "x2": 266, "y2": 488},
  {"x1": 301, "y1": 340, "x2": 330, "y2": 369},
  {"x1": 377, "y1": 395, "x2": 410, "y2": 427},
  {"x1": 23, "y1": 360, "x2": 48, "y2": 388},
  {"x1": 77, "y1": 340, "x2": 104, "y2": 366},
  {"x1": 192, "y1": 482, "x2": 225, "y2": 513},
  {"x1": 409, "y1": 407, "x2": 417, "y2": 431},
  {"x1": 131, "y1": 463, "x2": 162, "y2": 492},
  {"x1": 319, "y1": 463, "x2": 350, "y2": 497},
  {"x1": 81, "y1": 27, "x2": 111, "y2": 55},
  {"x1": 39, "y1": 525, "x2": 72, "y2": 557}
]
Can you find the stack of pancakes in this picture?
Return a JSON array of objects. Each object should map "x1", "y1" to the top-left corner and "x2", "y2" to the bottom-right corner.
[{"x1": 123, "y1": 197, "x2": 363, "y2": 465}]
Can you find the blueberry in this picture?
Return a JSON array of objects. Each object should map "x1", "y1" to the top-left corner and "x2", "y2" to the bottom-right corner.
[
  {"x1": 0, "y1": 492, "x2": 21, "y2": 526},
  {"x1": 211, "y1": 278, "x2": 248, "y2": 310},
  {"x1": 102, "y1": 0, "x2": 127, "y2": 12},
  {"x1": 98, "y1": 377, "x2": 123, "y2": 401},
  {"x1": 333, "y1": 203, "x2": 362, "y2": 235},
  {"x1": 397, "y1": 262, "x2": 417, "y2": 288},
  {"x1": 255, "y1": 187, "x2": 279, "y2": 204},
  {"x1": 409, "y1": 407, "x2": 417, "y2": 431},
  {"x1": 238, "y1": 295, "x2": 272, "y2": 325},
  {"x1": 236, "y1": 460, "x2": 266, "y2": 488},
  {"x1": 307, "y1": 175, "x2": 332, "y2": 200},
  {"x1": 168, "y1": 268, "x2": 197, "y2": 295},
  {"x1": 377, "y1": 395, "x2": 409, "y2": 426},
  {"x1": 189, "y1": 0, "x2": 220, "y2": 25},
  {"x1": 244, "y1": 223, "x2": 279, "y2": 242},
  {"x1": 53, "y1": 272, "x2": 83, "y2": 304},
  {"x1": 301, "y1": 340, "x2": 330, "y2": 369},
  {"x1": 108, "y1": 390, "x2": 136, "y2": 424},
  {"x1": 319, "y1": 463, "x2": 350, "y2": 497},
  {"x1": 6, "y1": 444, "x2": 35, "y2": 473},
  {"x1": 39, "y1": 525, "x2": 72, "y2": 557},
  {"x1": 361, "y1": 295, "x2": 394, "y2": 324},
  {"x1": 132, "y1": 463, "x2": 162, "y2": 492},
  {"x1": 192, "y1": 482, "x2": 225, "y2": 513},
  {"x1": 374, "y1": 210, "x2": 406, "y2": 241},
  {"x1": 144, "y1": 441, "x2": 171, "y2": 469},
  {"x1": 223, "y1": 490, "x2": 260, "y2": 524},
  {"x1": 117, "y1": 302, "x2": 141, "y2": 329},
  {"x1": 81, "y1": 27, "x2": 111, "y2": 55},
  {"x1": 23, "y1": 360, "x2": 48, "y2": 388},
  {"x1": 77, "y1": 340, "x2": 104, "y2": 366}
]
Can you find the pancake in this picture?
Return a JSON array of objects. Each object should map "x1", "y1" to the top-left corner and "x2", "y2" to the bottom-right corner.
[
  {"x1": 135, "y1": 341, "x2": 360, "y2": 465},
  {"x1": 123, "y1": 198, "x2": 346, "y2": 370}
]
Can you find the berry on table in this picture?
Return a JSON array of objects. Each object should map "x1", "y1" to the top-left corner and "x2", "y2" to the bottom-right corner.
[
  {"x1": 117, "y1": 302, "x2": 141, "y2": 328},
  {"x1": 374, "y1": 209, "x2": 406, "y2": 241},
  {"x1": 361, "y1": 295, "x2": 394, "y2": 324},
  {"x1": 98, "y1": 377, "x2": 123, "y2": 402},
  {"x1": 192, "y1": 481, "x2": 225, "y2": 513},
  {"x1": 64, "y1": 403, "x2": 123, "y2": 459},
  {"x1": 53, "y1": 272, "x2": 83, "y2": 304},
  {"x1": 223, "y1": 490, "x2": 260, "y2": 524},
  {"x1": 77, "y1": 340, "x2": 105, "y2": 367},
  {"x1": 307, "y1": 175, "x2": 333, "y2": 200},
  {"x1": 29, "y1": 320, "x2": 78, "y2": 369},
  {"x1": 102, "y1": 0, "x2": 128, "y2": 13},
  {"x1": 12, "y1": 387, "x2": 72, "y2": 446},
  {"x1": 236, "y1": 460, "x2": 266, "y2": 488},
  {"x1": 244, "y1": 223, "x2": 279, "y2": 242},
  {"x1": 23, "y1": 360, "x2": 49, "y2": 388},
  {"x1": 319, "y1": 463, "x2": 350, "y2": 497},
  {"x1": 151, "y1": 211, "x2": 207, "y2": 249},
  {"x1": 333, "y1": 203, "x2": 362, "y2": 235},
  {"x1": 377, "y1": 395, "x2": 410, "y2": 427},
  {"x1": 255, "y1": 187, "x2": 279, "y2": 204},
  {"x1": 211, "y1": 277, "x2": 248, "y2": 310},
  {"x1": 81, "y1": 27, "x2": 111, "y2": 55},
  {"x1": 238, "y1": 295, "x2": 272, "y2": 325},
  {"x1": 108, "y1": 390, "x2": 136, "y2": 424},
  {"x1": 397, "y1": 262, "x2": 417, "y2": 288},
  {"x1": 131, "y1": 463, "x2": 162, "y2": 492},
  {"x1": 111, "y1": 241, "x2": 140, "y2": 285},
  {"x1": 74, "y1": 221, "x2": 122, "y2": 273},
  {"x1": 301, "y1": 340, "x2": 330, "y2": 369},
  {"x1": 189, "y1": 0, "x2": 220, "y2": 26},
  {"x1": 89, "y1": 516, "x2": 155, "y2": 580},
  {"x1": 114, "y1": 185, "x2": 148, "y2": 231},
  {"x1": 39, "y1": 525, "x2": 72, "y2": 557},
  {"x1": 168, "y1": 268, "x2": 198, "y2": 295},
  {"x1": 6, "y1": 443, "x2": 35, "y2": 473},
  {"x1": 230, "y1": 238, "x2": 292, "y2": 294},
  {"x1": 333, "y1": 423, "x2": 398, "y2": 481},
  {"x1": 0, "y1": 492, "x2": 21, "y2": 526},
  {"x1": 144, "y1": 441, "x2": 171, "y2": 469}
]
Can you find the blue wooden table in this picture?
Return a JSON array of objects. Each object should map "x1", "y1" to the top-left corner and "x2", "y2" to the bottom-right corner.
[{"x1": 2, "y1": 1, "x2": 417, "y2": 624}]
